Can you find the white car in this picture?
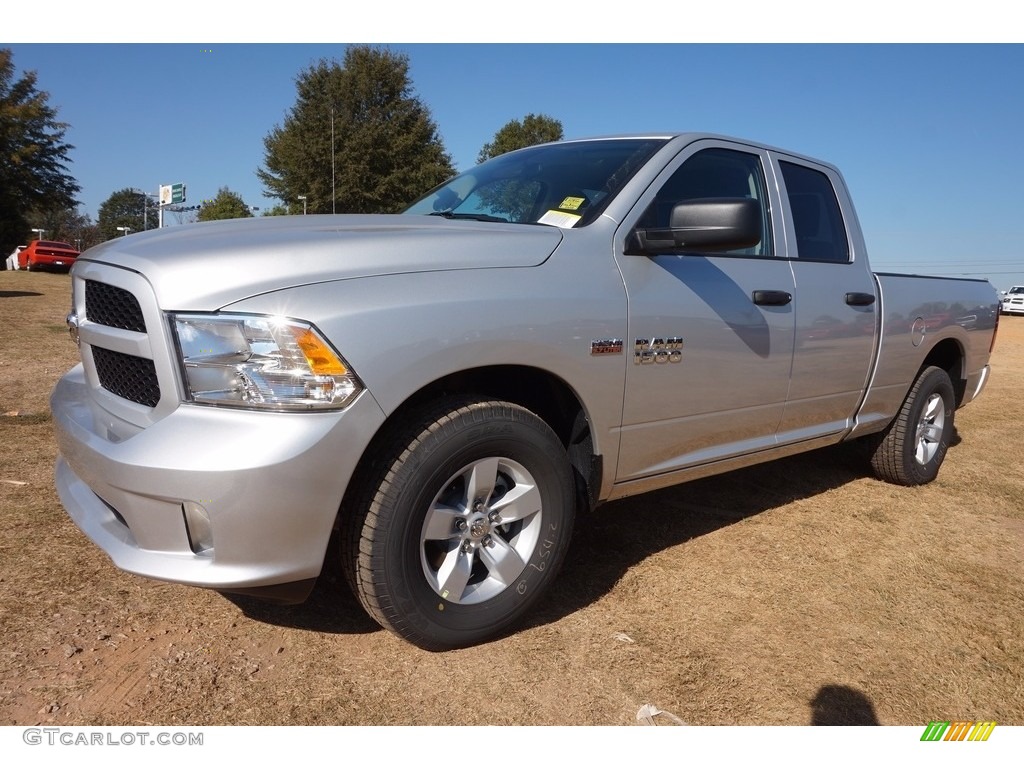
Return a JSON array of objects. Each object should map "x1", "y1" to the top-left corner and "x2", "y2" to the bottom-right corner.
[
  {"x1": 1002, "y1": 286, "x2": 1024, "y2": 315},
  {"x1": 5, "y1": 245, "x2": 26, "y2": 271}
]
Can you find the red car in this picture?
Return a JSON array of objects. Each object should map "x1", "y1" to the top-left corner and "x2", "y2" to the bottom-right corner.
[{"x1": 19, "y1": 240, "x2": 80, "y2": 272}]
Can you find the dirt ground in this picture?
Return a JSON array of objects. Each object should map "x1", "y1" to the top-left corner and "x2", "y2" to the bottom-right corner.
[{"x1": 1, "y1": 269, "x2": 1022, "y2": 727}]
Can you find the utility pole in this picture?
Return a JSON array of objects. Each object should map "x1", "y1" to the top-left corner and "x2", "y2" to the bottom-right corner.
[{"x1": 331, "y1": 106, "x2": 336, "y2": 215}]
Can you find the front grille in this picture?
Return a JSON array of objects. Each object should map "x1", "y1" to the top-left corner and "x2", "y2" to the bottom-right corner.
[
  {"x1": 92, "y1": 347, "x2": 161, "y2": 407},
  {"x1": 86, "y1": 280, "x2": 147, "y2": 332}
]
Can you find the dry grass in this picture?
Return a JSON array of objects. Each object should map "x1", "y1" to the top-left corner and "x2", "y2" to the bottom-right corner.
[{"x1": 1, "y1": 269, "x2": 1022, "y2": 726}]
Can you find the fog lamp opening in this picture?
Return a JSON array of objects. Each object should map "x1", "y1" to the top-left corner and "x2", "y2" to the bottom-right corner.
[{"x1": 182, "y1": 501, "x2": 214, "y2": 555}]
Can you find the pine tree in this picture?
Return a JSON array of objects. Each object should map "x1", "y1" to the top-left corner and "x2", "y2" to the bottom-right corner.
[
  {"x1": 258, "y1": 46, "x2": 454, "y2": 215},
  {"x1": 0, "y1": 48, "x2": 80, "y2": 255}
]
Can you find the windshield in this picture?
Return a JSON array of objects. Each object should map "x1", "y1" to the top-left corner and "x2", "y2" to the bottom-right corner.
[{"x1": 404, "y1": 138, "x2": 668, "y2": 227}]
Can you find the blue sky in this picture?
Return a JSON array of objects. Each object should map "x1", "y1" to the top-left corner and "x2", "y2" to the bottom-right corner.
[{"x1": 4, "y1": 41, "x2": 1023, "y2": 289}]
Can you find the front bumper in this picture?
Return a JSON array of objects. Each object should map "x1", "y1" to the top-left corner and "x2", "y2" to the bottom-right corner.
[{"x1": 52, "y1": 364, "x2": 386, "y2": 594}]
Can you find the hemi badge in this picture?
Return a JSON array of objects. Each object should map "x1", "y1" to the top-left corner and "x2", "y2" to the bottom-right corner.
[{"x1": 591, "y1": 339, "x2": 623, "y2": 355}]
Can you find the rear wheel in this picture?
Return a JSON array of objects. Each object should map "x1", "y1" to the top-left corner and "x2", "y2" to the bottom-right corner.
[
  {"x1": 869, "y1": 366, "x2": 955, "y2": 486},
  {"x1": 342, "y1": 397, "x2": 575, "y2": 650}
]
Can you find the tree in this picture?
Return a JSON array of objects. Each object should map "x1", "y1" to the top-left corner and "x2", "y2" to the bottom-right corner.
[
  {"x1": 198, "y1": 187, "x2": 253, "y2": 222},
  {"x1": 472, "y1": 114, "x2": 565, "y2": 222},
  {"x1": 477, "y1": 113, "x2": 564, "y2": 163},
  {"x1": 97, "y1": 188, "x2": 149, "y2": 241},
  {"x1": 0, "y1": 48, "x2": 80, "y2": 255},
  {"x1": 29, "y1": 205, "x2": 98, "y2": 250},
  {"x1": 258, "y1": 46, "x2": 455, "y2": 215}
]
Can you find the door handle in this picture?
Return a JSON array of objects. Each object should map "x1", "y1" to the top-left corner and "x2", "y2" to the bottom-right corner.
[
  {"x1": 845, "y1": 292, "x2": 876, "y2": 306},
  {"x1": 752, "y1": 290, "x2": 793, "y2": 306}
]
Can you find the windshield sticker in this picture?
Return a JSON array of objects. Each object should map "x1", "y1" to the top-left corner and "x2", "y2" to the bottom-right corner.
[
  {"x1": 558, "y1": 196, "x2": 587, "y2": 211},
  {"x1": 538, "y1": 210, "x2": 583, "y2": 228}
]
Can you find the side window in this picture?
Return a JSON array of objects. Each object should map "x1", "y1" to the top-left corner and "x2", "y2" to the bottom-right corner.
[
  {"x1": 779, "y1": 161, "x2": 851, "y2": 263},
  {"x1": 638, "y1": 147, "x2": 771, "y2": 256}
]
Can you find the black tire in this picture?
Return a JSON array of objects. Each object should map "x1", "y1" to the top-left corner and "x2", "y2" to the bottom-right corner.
[
  {"x1": 869, "y1": 366, "x2": 955, "y2": 486},
  {"x1": 342, "y1": 397, "x2": 575, "y2": 651}
]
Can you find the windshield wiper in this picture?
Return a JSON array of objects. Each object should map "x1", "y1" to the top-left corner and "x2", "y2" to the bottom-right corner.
[{"x1": 428, "y1": 210, "x2": 509, "y2": 223}]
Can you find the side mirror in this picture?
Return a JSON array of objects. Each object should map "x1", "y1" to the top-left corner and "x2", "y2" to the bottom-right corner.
[{"x1": 628, "y1": 197, "x2": 762, "y2": 255}]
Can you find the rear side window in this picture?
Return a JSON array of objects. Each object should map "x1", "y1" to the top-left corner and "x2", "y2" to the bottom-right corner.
[{"x1": 780, "y1": 162, "x2": 850, "y2": 263}]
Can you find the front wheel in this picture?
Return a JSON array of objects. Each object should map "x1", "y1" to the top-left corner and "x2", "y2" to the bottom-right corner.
[
  {"x1": 342, "y1": 397, "x2": 576, "y2": 650},
  {"x1": 869, "y1": 366, "x2": 955, "y2": 486}
]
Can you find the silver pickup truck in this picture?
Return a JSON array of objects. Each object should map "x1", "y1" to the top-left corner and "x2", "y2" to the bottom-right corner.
[{"x1": 52, "y1": 133, "x2": 1000, "y2": 650}]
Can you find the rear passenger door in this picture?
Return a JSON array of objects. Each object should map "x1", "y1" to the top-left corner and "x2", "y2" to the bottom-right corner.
[
  {"x1": 613, "y1": 140, "x2": 796, "y2": 482},
  {"x1": 770, "y1": 154, "x2": 878, "y2": 442}
]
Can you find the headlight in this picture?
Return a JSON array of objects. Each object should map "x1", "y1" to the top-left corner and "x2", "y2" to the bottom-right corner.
[{"x1": 170, "y1": 313, "x2": 362, "y2": 411}]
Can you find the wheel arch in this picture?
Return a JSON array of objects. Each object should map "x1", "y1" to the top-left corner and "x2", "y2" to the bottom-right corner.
[
  {"x1": 920, "y1": 336, "x2": 967, "y2": 407},
  {"x1": 341, "y1": 365, "x2": 602, "y2": 525}
]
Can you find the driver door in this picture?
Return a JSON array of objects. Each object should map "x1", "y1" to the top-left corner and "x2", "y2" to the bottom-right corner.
[{"x1": 613, "y1": 140, "x2": 796, "y2": 482}]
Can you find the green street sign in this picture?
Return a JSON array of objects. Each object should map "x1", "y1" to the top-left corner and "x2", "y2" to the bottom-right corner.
[{"x1": 160, "y1": 183, "x2": 187, "y2": 206}]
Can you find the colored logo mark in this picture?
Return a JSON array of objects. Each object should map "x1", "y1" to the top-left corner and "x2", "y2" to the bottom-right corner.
[{"x1": 921, "y1": 721, "x2": 996, "y2": 742}]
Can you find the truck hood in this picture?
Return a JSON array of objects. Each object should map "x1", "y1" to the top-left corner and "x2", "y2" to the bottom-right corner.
[{"x1": 77, "y1": 214, "x2": 563, "y2": 309}]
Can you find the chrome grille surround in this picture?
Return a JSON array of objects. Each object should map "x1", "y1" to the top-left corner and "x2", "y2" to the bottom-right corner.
[{"x1": 73, "y1": 261, "x2": 182, "y2": 429}]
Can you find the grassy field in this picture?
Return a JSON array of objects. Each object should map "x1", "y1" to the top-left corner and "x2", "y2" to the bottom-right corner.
[{"x1": 1, "y1": 268, "x2": 1021, "y2": 726}]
